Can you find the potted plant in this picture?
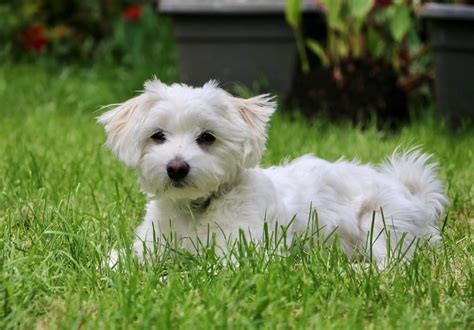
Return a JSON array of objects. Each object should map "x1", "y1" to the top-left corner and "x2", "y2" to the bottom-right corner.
[
  {"x1": 286, "y1": 0, "x2": 432, "y2": 126},
  {"x1": 421, "y1": 2, "x2": 474, "y2": 125},
  {"x1": 158, "y1": 0, "x2": 324, "y2": 97}
]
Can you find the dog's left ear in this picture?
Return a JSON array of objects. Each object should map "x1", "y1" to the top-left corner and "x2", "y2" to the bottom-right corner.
[{"x1": 232, "y1": 94, "x2": 276, "y2": 168}]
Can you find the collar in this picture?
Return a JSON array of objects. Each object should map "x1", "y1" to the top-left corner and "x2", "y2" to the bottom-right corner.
[
  {"x1": 189, "y1": 195, "x2": 213, "y2": 211},
  {"x1": 187, "y1": 184, "x2": 232, "y2": 212}
]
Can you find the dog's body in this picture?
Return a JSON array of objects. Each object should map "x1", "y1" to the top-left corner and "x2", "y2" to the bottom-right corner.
[{"x1": 98, "y1": 80, "x2": 448, "y2": 265}]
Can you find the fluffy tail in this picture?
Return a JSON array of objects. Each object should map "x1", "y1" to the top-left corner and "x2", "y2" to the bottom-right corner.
[{"x1": 380, "y1": 148, "x2": 448, "y2": 220}]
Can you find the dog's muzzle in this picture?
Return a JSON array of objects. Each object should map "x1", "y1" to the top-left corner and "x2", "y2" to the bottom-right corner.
[{"x1": 166, "y1": 159, "x2": 190, "y2": 183}]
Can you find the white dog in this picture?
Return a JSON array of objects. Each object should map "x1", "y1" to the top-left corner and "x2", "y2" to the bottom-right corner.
[{"x1": 98, "y1": 79, "x2": 448, "y2": 266}]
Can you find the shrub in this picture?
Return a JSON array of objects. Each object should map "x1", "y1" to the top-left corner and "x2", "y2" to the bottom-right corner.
[{"x1": 0, "y1": 0, "x2": 164, "y2": 64}]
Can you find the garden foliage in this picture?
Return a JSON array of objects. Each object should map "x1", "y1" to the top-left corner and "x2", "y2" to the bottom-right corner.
[
  {"x1": 0, "y1": 0, "x2": 164, "y2": 64},
  {"x1": 287, "y1": 0, "x2": 432, "y2": 91}
]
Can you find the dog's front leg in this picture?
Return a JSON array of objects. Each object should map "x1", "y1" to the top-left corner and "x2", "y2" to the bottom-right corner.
[{"x1": 132, "y1": 216, "x2": 162, "y2": 263}]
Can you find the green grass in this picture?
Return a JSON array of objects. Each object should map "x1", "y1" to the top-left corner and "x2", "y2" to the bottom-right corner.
[{"x1": 0, "y1": 62, "x2": 473, "y2": 329}]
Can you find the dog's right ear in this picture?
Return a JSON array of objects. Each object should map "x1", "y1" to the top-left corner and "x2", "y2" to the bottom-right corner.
[{"x1": 97, "y1": 93, "x2": 154, "y2": 168}]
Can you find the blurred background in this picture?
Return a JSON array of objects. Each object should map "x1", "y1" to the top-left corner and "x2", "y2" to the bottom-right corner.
[{"x1": 0, "y1": 0, "x2": 473, "y2": 126}]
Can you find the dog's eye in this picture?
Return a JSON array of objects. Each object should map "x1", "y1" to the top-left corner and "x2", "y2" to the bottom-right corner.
[
  {"x1": 151, "y1": 131, "x2": 166, "y2": 143},
  {"x1": 196, "y1": 132, "x2": 216, "y2": 146}
]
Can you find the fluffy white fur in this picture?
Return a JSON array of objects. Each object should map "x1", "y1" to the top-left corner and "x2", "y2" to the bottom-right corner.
[{"x1": 98, "y1": 79, "x2": 448, "y2": 266}]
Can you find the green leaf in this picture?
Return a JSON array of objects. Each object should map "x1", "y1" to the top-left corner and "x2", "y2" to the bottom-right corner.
[
  {"x1": 367, "y1": 27, "x2": 385, "y2": 58},
  {"x1": 285, "y1": 0, "x2": 301, "y2": 29},
  {"x1": 306, "y1": 38, "x2": 329, "y2": 67},
  {"x1": 322, "y1": 0, "x2": 342, "y2": 26},
  {"x1": 390, "y1": 5, "x2": 412, "y2": 42},
  {"x1": 349, "y1": 0, "x2": 374, "y2": 19}
]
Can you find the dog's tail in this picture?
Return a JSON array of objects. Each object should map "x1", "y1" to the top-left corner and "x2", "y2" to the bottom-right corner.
[{"x1": 380, "y1": 148, "x2": 448, "y2": 220}]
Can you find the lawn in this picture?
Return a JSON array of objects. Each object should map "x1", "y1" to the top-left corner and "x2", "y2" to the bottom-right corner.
[{"x1": 0, "y1": 61, "x2": 473, "y2": 329}]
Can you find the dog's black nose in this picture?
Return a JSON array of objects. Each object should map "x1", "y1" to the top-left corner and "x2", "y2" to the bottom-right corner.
[{"x1": 166, "y1": 159, "x2": 190, "y2": 181}]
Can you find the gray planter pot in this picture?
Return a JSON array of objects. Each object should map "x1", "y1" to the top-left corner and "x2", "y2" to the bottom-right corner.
[
  {"x1": 421, "y1": 3, "x2": 474, "y2": 125},
  {"x1": 158, "y1": 1, "x2": 324, "y2": 97}
]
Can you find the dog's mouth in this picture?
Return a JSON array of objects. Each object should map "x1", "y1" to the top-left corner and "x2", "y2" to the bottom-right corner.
[
  {"x1": 171, "y1": 180, "x2": 186, "y2": 188},
  {"x1": 169, "y1": 178, "x2": 198, "y2": 189},
  {"x1": 162, "y1": 178, "x2": 200, "y2": 194}
]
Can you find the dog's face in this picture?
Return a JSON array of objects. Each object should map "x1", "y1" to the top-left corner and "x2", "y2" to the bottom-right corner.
[{"x1": 98, "y1": 80, "x2": 275, "y2": 201}]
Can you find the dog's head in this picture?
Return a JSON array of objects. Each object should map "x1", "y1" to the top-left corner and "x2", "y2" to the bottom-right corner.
[{"x1": 98, "y1": 79, "x2": 276, "y2": 201}]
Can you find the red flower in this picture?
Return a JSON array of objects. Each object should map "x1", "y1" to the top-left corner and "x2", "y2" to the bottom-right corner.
[
  {"x1": 22, "y1": 26, "x2": 48, "y2": 52},
  {"x1": 122, "y1": 4, "x2": 142, "y2": 21}
]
